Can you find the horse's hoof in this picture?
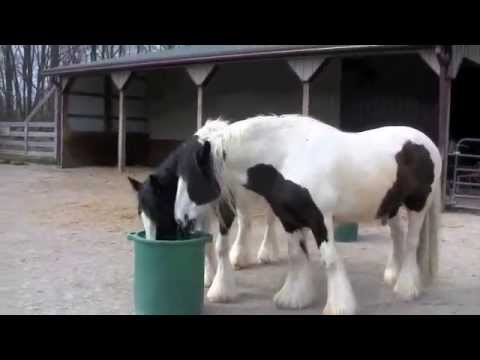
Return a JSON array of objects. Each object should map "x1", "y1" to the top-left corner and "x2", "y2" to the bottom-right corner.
[
  {"x1": 322, "y1": 302, "x2": 357, "y2": 316},
  {"x1": 273, "y1": 289, "x2": 315, "y2": 310},
  {"x1": 384, "y1": 266, "x2": 400, "y2": 287},
  {"x1": 207, "y1": 287, "x2": 238, "y2": 304},
  {"x1": 206, "y1": 270, "x2": 238, "y2": 303},
  {"x1": 273, "y1": 272, "x2": 316, "y2": 310},
  {"x1": 394, "y1": 268, "x2": 422, "y2": 301}
]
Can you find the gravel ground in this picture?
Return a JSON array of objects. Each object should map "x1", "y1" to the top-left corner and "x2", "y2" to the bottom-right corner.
[{"x1": 1, "y1": 163, "x2": 480, "y2": 315}]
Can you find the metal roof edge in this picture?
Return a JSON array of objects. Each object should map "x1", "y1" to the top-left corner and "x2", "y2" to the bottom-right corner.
[{"x1": 43, "y1": 45, "x2": 435, "y2": 77}]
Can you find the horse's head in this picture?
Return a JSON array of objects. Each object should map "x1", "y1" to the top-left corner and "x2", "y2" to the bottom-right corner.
[
  {"x1": 128, "y1": 173, "x2": 178, "y2": 240},
  {"x1": 175, "y1": 137, "x2": 221, "y2": 231}
]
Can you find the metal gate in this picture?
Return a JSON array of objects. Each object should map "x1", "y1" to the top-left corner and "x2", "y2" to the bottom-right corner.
[{"x1": 449, "y1": 138, "x2": 480, "y2": 210}]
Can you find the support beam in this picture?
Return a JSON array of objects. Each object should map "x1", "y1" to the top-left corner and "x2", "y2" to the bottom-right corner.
[
  {"x1": 288, "y1": 56, "x2": 326, "y2": 115},
  {"x1": 118, "y1": 89, "x2": 127, "y2": 173},
  {"x1": 437, "y1": 47, "x2": 453, "y2": 206},
  {"x1": 419, "y1": 50, "x2": 441, "y2": 76},
  {"x1": 59, "y1": 77, "x2": 74, "y2": 169},
  {"x1": 197, "y1": 85, "x2": 203, "y2": 130},
  {"x1": 110, "y1": 71, "x2": 132, "y2": 173},
  {"x1": 302, "y1": 82, "x2": 310, "y2": 116},
  {"x1": 186, "y1": 64, "x2": 216, "y2": 130},
  {"x1": 186, "y1": 64, "x2": 216, "y2": 87},
  {"x1": 54, "y1": 86, "x2": 60, "y2": 164},
  {"x1": 111, "y1": 71, "x2": 132, "y2": 92}
]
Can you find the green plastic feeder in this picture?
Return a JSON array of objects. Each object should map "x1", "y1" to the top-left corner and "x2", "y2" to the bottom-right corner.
[
  {"x1": 127, "y1": 231, "x2": 212, "y2": 315},
  {"x1": 334, "y1": 223, "x2": 359, "y2": 243}
]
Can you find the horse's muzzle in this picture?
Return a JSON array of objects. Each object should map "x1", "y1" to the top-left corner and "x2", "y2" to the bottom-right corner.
[{"x1": 176, "y1": 216, "x2": 196, "y2": 236}]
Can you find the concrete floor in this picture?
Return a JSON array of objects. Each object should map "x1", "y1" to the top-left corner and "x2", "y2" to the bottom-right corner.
[{"x1": 1, "y1": 163, "x2": 480, "y2": 315}]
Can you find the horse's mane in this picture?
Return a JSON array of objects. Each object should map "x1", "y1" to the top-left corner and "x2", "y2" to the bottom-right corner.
[{"x1": 195, "y1": 117, "x2": 231, "y2": 138}]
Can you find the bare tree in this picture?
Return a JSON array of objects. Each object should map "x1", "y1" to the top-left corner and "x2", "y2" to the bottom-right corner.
[{"x1": 0, "y1": 44, "x2": 179, "y2": 121}]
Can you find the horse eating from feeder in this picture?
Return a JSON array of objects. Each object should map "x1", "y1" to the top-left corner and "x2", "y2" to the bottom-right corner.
[
  {"x1": 174, "y1": 114, "x2": 442, "y2": 315},
  {"x1": 127, "y1": 119, "x2": 282, "y2": 296}
]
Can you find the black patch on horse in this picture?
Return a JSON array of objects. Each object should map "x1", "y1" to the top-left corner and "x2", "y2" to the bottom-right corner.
[
  {"x1": 218, "y1": 198, "x2": 236, "y2": 235},
  {"x1": 377, "y1": 141, "x2": 435, "y2": 222},
  {"x1": 244, "y1": 164, "x2": 328, "y2": 248},
  {"x1": 128, "y1": 149, "x2": 181, "y2": 238},
  {"x1": 177, "y1": 138, "x2": 221, "y2": 206}
]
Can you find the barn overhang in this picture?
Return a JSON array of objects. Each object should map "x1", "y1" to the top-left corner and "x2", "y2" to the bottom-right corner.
[
  {"x1": 50, "y1": 45, "x2": 456, "y2": 177},
  {"x1": 42, "y1": 45, "x2": 433, "y2": 78}
]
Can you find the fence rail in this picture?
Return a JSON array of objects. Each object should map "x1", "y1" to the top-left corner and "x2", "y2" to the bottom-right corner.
[
  {"x1": 0, "y1": 121, "x2": 56, "y2": 161},
  {"x1": 0, "y1": 88, "x2": 57, "y2": 162}
]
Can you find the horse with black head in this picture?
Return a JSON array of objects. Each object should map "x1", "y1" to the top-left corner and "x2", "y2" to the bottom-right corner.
[
  {"x1": 128, "y1": 120, "x2": 282, "y2": 300},
  {"x1": 174, "y1": 114, "x2": 442, "y2": 315}
]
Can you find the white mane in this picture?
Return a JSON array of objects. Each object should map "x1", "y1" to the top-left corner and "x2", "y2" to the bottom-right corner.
[{"x1": 195, "y1": 118, "x2": 230, "y2": 138}]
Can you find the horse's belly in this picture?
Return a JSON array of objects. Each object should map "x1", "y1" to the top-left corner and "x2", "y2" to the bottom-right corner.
[{"x1": 333, "y1": 174, "x2": 395, "y2": 223}]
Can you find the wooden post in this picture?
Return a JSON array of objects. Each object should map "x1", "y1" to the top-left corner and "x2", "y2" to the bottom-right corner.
[
  {"x1": 302, "y1": 82, "x2": 310, "y2": 116},
  {"x1": 111, "y1": 71, "x2": 132, "y2": 173},
  {"x1": 437, "y1": 47, "x2": 452, "y2": 206},
  {"x1": 419, "y1": 47, "x2": 453, "y2": 206},
  {"x1": 118, "y1": 89, "x2": 126, "y2": 172},
  {"x1": 24, "y1": 122, "x2": 29, "y2": 155},
  {"x1": 59, "y1": 77, "x2": 73, "y2": 168},
  {"x1": 186, "y1": 64, "x2": 216, "y2": 130},
  {"x1": 54, "y1": 87, "x2": 60, "y2": 164},
  {"x1": 288, "y1": 56, "x2": 326, "y2": 116},
  {"x1": 197, "y1": 85, "x2": 203, "y2": 130}
]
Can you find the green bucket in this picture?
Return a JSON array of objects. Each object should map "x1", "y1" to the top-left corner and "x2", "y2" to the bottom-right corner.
[
  {"x1": 127, "y1": 231, "x2": 212, "y2": 315},
  {"x1": 334, "y1": 223, "x2": 359, "y2": 243}
]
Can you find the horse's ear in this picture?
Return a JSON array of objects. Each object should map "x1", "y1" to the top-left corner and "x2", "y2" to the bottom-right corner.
[{"x1": 128, "y1": 177, "x2": 142, "y2": 193}]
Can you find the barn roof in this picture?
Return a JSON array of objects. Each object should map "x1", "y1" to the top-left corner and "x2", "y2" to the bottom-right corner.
[{"x1": 43, "y1": 45, "x2": 434, "y2": 77}]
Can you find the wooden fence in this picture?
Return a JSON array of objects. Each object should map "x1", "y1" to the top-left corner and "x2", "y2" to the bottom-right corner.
[
  {"x1": 0, "y1": 121, "x2": 57, "y2": 161},
  {"x1": 0, "y1": 88, "x2": 57, "y2": 162}
]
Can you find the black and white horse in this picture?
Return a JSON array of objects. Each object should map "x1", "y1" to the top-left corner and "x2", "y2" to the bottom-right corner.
[
  {"x1": 174, "y1": 114, "x2": 442, "y2": 315},
  {"x1": 128, "y1": 120, "x2": 282, "y2": 298}
]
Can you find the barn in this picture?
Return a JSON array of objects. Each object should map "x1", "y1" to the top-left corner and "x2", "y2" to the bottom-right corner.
[{"x1": 41, "y1": 45, "x2": 480, "y2": 208}]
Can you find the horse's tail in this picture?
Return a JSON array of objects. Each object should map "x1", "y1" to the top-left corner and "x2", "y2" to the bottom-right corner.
[{"x1": 418, "y1": 181, "x2": 441, "y2": 286}]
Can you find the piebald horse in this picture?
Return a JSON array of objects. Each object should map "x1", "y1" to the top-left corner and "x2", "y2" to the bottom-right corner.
[
  {"x1": 128, "y1": 120, "x2": 282, "y2": 297},
  {"x1": 174, "y1": 114, "x2": 442, "y2": 315}
]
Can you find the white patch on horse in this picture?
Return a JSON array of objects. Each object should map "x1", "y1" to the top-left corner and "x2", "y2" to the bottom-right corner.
[
  {"x1": 229, "y1": 214, "x2": 253, "y2": 270},
  {"x1": 384, "y1": 214, "x2": 405, "y2": 287},
  {"x1": 257, "y1": 209, "x2": 280, "y2": 264},
  {"x1": 273, "y1": 231, "x2": 316, "y2": 309},
  {"x1": 320, "y1": 216, "x2": 357, "y2": 315},
  {"x1": 141, "y1": 211, "x2": 156, "y2": 240},
  {"x1": 175, "y1": 176, "x2": 209, "y2": 227},
  {"x1": 207, "y1": 233, "x2": 238, "y2": 303}
]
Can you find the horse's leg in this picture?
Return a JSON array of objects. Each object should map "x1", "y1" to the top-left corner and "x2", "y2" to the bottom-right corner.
[
  {"x1": 384, "y1": 214, "x2": 406, "y2": 287},
  {"x1": 229, "y1": 212, "x2": 253, "y2": 270},
  {"x1": 393, "y1": 209, "x2": 427, "y2": 300},
  {"x1": 204, "y1": 236, "x2": 217, "y2": 288},
  {"x1": 273, "y1": 229, "x2": 316, "y2": 309},
  {"x1": 257, "y1": 208, "x2": 280, "y2": 265},
  {"x1": 196, "y1": 210, "x2": 217, "y2": 288},
  {"x1": 207, "y1": 202, "x2": 238, "y2": 303},
  {"x1": 320, "y1": 214, "x2": 357, "y2": 315}
]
